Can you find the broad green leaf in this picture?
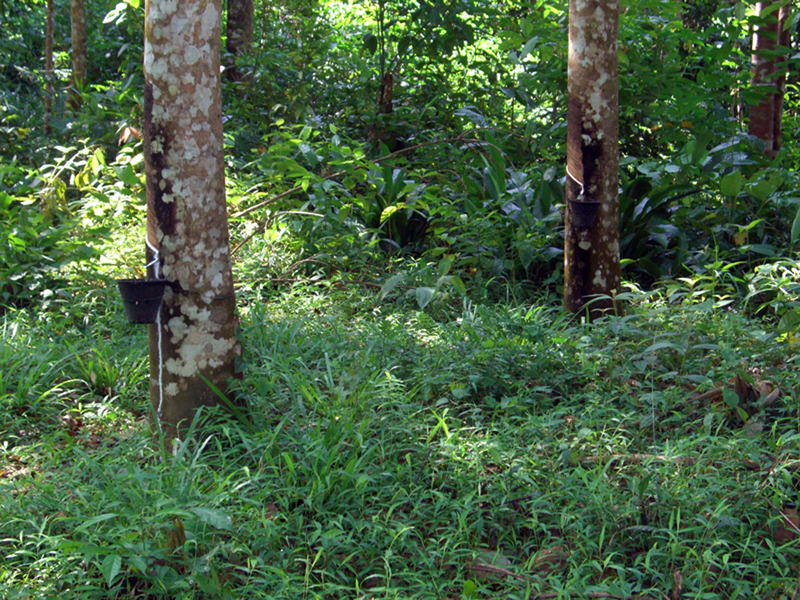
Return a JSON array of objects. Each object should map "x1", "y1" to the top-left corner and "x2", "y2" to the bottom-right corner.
[
  {"x1": 720, "y1": 171, "x2": 743, "y2": 197},
  {"x1": 746, "y1": 173, "x2": 782, "y2": 200},
  {"x1": 646, "y1": 341, "x2": 681, "y2": 352},
  {"x1": 190, "y1": 507, "x2": 233, "y2": 531},
  {"x1": 777, "y1": 309, "x2": 800, "y2": 335},
  {"x1": 520, "y1": 36, "x2": 540, "y2": 59},
  {"x1": 100, "y1": 554, "x2": 122, "y2": 587},
  {"x1": 451, "y1": 387, "x2": 469, "y2": 400},
  {"x1": 741, "y1": 243, "x2": 778, "y2": 256},
  {"x1": 380, "y1": 273, "x2": 405, "y2": 300},
  {"x1": 722, "y1": 388, "x2": 739, "y2": 409},
  {"x1": 454, "y1": 108, "x2": 487, "y2": 127},
  {"x1": 90, "y1": 148, "x2": 106, "y2": 172},
  {"x1": 438, "y1": 256, "x2": 453, "y2": 277},
  {"x1": 113, "y1": 164, "x2": 142, "y2": 188},
  {"x1": 484, "y1": 166, "x2": 501, "y2": 202},
  {"x1": 791, "y1": 206, "x2": 800, "y2": 243},
  {"x1": 414, "y1": 286, "x2": 436, "y2": 309},
  {"x1": 449, "y1": 275, "x2": 466, "y2": 295},
  {"x1": 0, "y1": 191, "x2": 13, "y2": 210},
  {"x1": 129, "y1": 554, "x2": 148, "y2": 574},
  {"x1": 362, "y1": 32, "x2": 378, "y2": 56}
]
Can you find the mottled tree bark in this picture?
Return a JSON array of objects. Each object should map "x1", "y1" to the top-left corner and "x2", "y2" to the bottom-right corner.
[
  {"x1": 44, "y1": 0, "x2": 54, "y2": 133},
  {"x1": 69, "y1": 0, "x2": 87, "y2": 111},
  {"x1": 144, "y1": 0, "x2": 241, "y2": 435},
  {"x1": 564, "y1": 0, "x2": 621, "y2": 321},
  {"x1": 748, "y1": 1, "x2": 791, "y2": 158},
  {"x1": 225, "y1": 0, "x2": 254, "y2": 83}
]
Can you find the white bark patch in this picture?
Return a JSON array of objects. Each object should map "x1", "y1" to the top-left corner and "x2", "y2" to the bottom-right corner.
[
  {"x1": 168, "y1": 315, "x2": 188, "y2": 343},
  {"x1": 593, "y1": 269, "x2": 607, "y2": 288},
  {"x1": 171, "y1": 15, "x2": 189, "y2": 38},
  {"x1": 183, "y1": 301, "x2": 211, "y2": 322},
  {"x1": 165, "y1": 331, "x2": 236, "y2": 377},
  {"x1": 609, "y1": 239, "x2": 620, "y2": 259},
  {"x1": 594, "y1": 5, "x2": 605, "y2": 21},
  {"x1": 571, "y1": 31, "x2": 586, "y2": 55},
  {"x1": 200, "y1": 4, "x2": 218, "y2": 40},
  {"x1": 184, "y1": 45, "x2": 200, "y2": 65}
]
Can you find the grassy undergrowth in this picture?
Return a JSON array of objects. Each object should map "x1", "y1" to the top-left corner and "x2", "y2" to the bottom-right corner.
[{"x1": 1, "y1": 281, "x2": 799, "y2": 599}]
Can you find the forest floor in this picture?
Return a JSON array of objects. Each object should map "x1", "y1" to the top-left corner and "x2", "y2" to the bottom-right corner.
[{"x1": 1, "y1": 276, "x2": 799, "y2": 599}]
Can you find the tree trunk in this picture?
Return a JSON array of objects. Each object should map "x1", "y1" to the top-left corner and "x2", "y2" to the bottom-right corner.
[
  {"x1": 772, "y1": 3, "x2": 790, "y2": 155},
  {"x1": 368, "y1": 69, "x2": 394, "y2": 146},
  {"x1": 144, "y1": 0, "x2": 242, "y2": 436},
  {"x1": 225, "y1": 0, "x2": 254, "y2": 83},
  {"x1": 748, "y1": 1, "x2": 791, "y2": 158},
  {"x1": 69, "y1": 0, "x2": 87, "y2": 111},
  {"x1": 563, "y1": 0, "x2": 621, "y2": 321},
  {"x1": 44, "y1": 0, "x2": 54, "y2": 133}
]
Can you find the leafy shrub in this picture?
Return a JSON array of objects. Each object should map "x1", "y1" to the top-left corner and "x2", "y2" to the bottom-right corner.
[{"x1": 0, "y1": 191, "x2": 97, "y2": 311}]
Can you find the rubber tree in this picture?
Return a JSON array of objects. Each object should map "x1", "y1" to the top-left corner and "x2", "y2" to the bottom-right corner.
[
  {"x1": 225, "y1": 0, "x2": 254, "y2": 82},
  {"x1": 143, "y1": 0, "x2": 241, "y2": 435},
  {"x1": 748, "y1": 1, "x2": 791, "y2": 158},
  {"x1": 563, "y1": 0, "x2": 620, "y2": 321},
  {"x1": 69, "y1": 0, "x2": 86, "y2": 111}
]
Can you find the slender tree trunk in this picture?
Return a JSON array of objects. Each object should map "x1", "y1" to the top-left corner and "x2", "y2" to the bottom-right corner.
[
  {"x1": 225, "y1": 0, "x2": 254, "y2": 83},
  {"x1": 44, "y1": 0, "x2": 54, "y2": 133},
  {"x1": 772, "y1": 3, "x2": 790, "y2": 155},
  {"x1": 748, "y1": 1, "x2": 791, "y2": 158},
  {"x1": 563, "y1": 0, "x2": 621, "y2": 321},
  {"x1": 69, "y1": 0, "x2": 87, "y2": 111},
  {"x1": 368, "y1": 69, "x2": 394, "y2": 146},
  {"x1": 749, "y1": 1, "x2": 777, "y2": 154},
  {"x1": 144, "y1": 0, "x2": 242, "y2": 436}
]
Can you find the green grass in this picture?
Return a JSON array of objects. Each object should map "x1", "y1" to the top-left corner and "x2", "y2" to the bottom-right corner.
[{"x1": 1, "y1": 280, "x2": 799, "y2": 599}]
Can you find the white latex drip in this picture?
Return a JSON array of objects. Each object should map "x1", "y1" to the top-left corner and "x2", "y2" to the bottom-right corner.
[
  {"x1": 566, "y1": 166, "x2": 585, "y2": 198},
  {"x1": 145, "y1": 235, "x2": 164, "y2": 425}
]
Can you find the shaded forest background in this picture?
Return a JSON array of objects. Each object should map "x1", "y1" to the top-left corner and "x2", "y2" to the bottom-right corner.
[{"x1": 1, "y1": 0, "x2": 799, "y2": 314}]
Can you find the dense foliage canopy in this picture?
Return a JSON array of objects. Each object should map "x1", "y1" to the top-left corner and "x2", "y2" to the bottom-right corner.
[{"x1": 1, "y1": 0, "x2": 799, "y2": 311}]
